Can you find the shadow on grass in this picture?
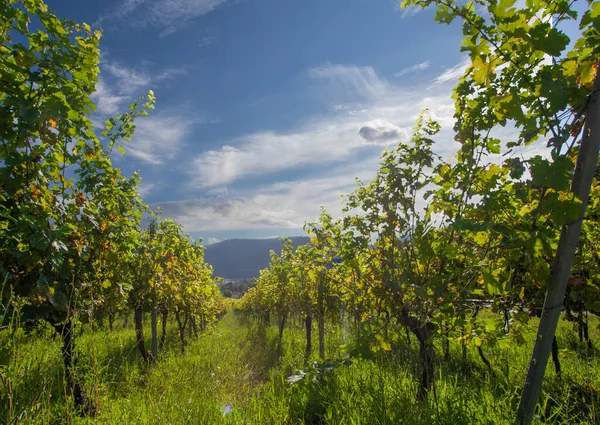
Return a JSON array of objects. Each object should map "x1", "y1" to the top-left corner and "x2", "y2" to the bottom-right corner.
[
  {"x1": 235, "y1": 314, "x2": 283, "y2": 385},
  {"x1": 0, "y1": 328, "x2": 73, "y2": 423},
  {"x1": 75, "y1": 320, "x2": 185, "y2": 399}
]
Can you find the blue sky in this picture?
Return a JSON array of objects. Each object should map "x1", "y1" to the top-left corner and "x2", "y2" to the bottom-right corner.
[{"x1": 44, "y1": 0, "x2": 557, "y2": 243}]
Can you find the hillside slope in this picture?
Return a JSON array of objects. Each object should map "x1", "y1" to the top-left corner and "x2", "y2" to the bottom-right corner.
[{"x1": 204, "y1": 236, "x2": 310, "y2": 279}]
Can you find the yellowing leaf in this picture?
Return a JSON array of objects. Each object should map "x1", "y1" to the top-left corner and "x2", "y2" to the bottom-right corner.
[
  {"x1": 578, "y1": 61, "x2": 598, "y2": 90},
  {"x1": 473, "y1": 232, "x2": 488, "y2": 246},
  {"x1": 472, "y1": 55, "x2": 496, "y2": 85}
]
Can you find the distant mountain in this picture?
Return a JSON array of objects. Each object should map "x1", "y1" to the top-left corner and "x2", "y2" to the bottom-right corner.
[{"x1": 204, "y1": 237, "x2": 310, "y2": 279}]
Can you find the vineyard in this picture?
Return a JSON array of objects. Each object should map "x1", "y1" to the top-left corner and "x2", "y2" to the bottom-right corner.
[{"x1": 1, "y1": 0, "x2": 600, "y2": 424}]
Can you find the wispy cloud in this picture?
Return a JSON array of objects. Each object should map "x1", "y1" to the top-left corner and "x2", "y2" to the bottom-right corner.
[
  {"x1": 102, "y1": 60, "x2": 186, "y2": 95},
  {"x1": 155, "y1": 161, "x2": 379, "y2": 232},
  {"x1": 90, "y1": 80, "x2": 126, "y2": 115},
  {"x1": 91, "y1": 59, "x2": 186, "y2": 119},
  {"x1": 90, "y1": 59, "x2": 194, "y2": 165},
  {"x1": 199, "y1": 35, "x2": 216, "y2": 47},
  {"x1": 96, "y1": 0, "x2": 230, "y2": 35},
  {"x1": 127, "y1": 113, "x2": 193, "y2": 165},
  {"x1": 151, "y1": 197, "x2": 296, "y2": 232},
  {"x1": 162, "y1": 130, "x2": 545, "y2": 236},
  {"x1": 95, "y1": 0, "x2": 146, "y2": 27},
  {"x1": 308, "y1": 64, "x2": 389, "y2": 100},
  {"x1": 140, "y1": 182, "x2": 157, "y2": 196},
  {"x1": 198, "y1": 28, "x2": 216, "y2": 47},
  {"x1": 394, "y1": 61, "x2": 430, "y2": 77},
  {"x1": 188, "y1": 63, "x2": 460, "y2": 190},
  {"x1": 431, "y1": 56, "x2": 470, "y2": 85},
  {"x1": 400, "y1": 6, "x2": 423, "y2": 19},
  {"x1": 104, "y1": 62, "x2": 152, "y2": 95},
  {"x1": 189, "y1": 121, "x2": 368, "y2": 188}
]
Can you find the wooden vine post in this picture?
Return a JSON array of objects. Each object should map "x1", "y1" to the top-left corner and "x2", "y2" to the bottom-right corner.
[{"x1": 516, "y1": 70, "x2": 600, "y2": 425}]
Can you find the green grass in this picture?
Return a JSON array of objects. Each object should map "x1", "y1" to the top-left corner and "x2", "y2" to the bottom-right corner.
[{"x1": 0, "y1": 311, "x2": 598, "y2": 424}]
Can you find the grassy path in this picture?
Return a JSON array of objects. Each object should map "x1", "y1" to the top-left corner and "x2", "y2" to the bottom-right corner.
[
  {"x1": 96, "y1": 311, "x2": 310, "y2": 424},
  {"x1": 95, "y1": 312, "x2": 265, "y2": 423},
  {"x1": 2, "y1": 311, "x2": 599, "y2": 424}
]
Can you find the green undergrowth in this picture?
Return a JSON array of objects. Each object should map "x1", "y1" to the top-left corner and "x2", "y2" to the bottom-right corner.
[{"x1": 0, "y1": 311, "x2": 598, "y2": 424}]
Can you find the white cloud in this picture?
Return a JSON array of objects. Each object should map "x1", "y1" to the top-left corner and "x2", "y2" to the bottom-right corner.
[
  {"x1": 400, "y1": 5, "x2": 423, "y2": 19},
  {"x1": 145, "y1": 58, "x2": 499, "y2": 235},
  {"x1": 174, "y1": 62, "x2": 468, "y2": 233},
  {"x1": 151, "y1": 197, "x2": 291, "y2": 231},
  {"x1": 394, "y1": 61, "x2": 430, "y2": 77},
  {"x1": 104, "y1": 62, "x2": 152, "y2": 95},
  {"x1": 198, "y1": 29, "x2": 216, "y2": 47},
  {"x1": 190, "y1": 122, "x2": 368, "y2": 188},
  {"x1": 91, "y1": 60, "x2": 184, "y2": 120},
  {"x1": 127, "y1": 114, "x2": 192, "y2": 165},
  {"x1": 95, "y1": 0, "x2": 146, "y2": 27},
  {"x1": 96, "y1": 0, "x2": 230, "y2": 35},
  {"x1": 90, "y1": 60, "x2": 192, "y2": 166},
  {"x1": 308, "y1": 64, "x2": 388, "y2": 100},
  {"x1": 139, "y1": 182, "x2": 157, "y2": 197},
  {"x1": 154, "y1": 160, "x2": 379, "y2": 232},
  {"x1": 150, "y1": 57, "x2": 545, "y2": 236},
  {"x1": 101, "y1": 60, "x2": 186, "y2": 96},
  {"x1": 199, "y1": 35, "x2": 216, "y2": 47},
  {"x1": 189, "y1": 63, "x2": 461, "y2": 189},
  {"x1": 358, "y1": 119, "x2": 410, "y2": 143},
  {"x1": 431, "y1": 57, "x2": 471, "y2": 85},
  {"x1": 420, "y1": 98, "x2": 456, "y2": 128},
  {"x1": 90, "y1": 80, "x2": 126, "y2": 115}
]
